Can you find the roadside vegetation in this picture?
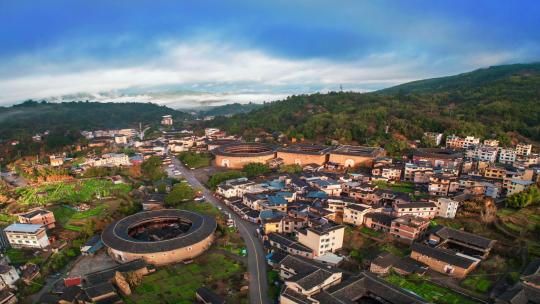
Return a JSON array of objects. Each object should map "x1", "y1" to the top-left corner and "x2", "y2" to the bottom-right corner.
[{"x1": 177, "y1": 152, "x2": 212, "y2": 169}]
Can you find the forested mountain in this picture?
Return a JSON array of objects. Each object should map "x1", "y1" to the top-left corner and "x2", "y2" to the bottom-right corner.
[
  {"x1": 0, "y1": 101, "x2": 190, "y2": 141},
  {"x1": 195, "y1": 102, "x2": 265, "y2": 117},
  {"x1": 207, "y1": 63, "x2": 540, "y2": 153}
]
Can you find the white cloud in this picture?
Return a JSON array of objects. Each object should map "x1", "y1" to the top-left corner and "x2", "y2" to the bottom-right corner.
[{"x1": 0, "y1": 40, "x2": 523, "y2": 107}]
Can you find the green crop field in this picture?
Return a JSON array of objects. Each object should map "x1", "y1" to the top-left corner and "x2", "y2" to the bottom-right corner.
[
  {"x1": 15, "y1": 178, "x2": 131, "y2": 206},
  {"x1": 128, "y1": 253, "x2": 246, "y2": 303},
  {"x1": 386, "y1": 273, "x2": 478, "y2": 304}
]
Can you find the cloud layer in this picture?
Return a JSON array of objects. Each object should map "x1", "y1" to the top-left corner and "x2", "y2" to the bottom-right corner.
[{"x1": 0, "y1": 1, "x2": 539, "y2": 107}]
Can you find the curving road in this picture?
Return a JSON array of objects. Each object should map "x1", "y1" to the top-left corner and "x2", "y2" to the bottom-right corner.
[{"x1": 167, "y1": 156, "x2": 270, "y2": 304}]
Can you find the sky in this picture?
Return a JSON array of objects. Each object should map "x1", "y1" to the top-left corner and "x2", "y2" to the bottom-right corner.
[{"x1": 0, "y1": 0, "x2": 539, "y2": 108}]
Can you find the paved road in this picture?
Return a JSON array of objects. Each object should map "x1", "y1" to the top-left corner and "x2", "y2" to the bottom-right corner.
[{"x1": 167, "y1": 157, "x2": 270, "y2": 304}]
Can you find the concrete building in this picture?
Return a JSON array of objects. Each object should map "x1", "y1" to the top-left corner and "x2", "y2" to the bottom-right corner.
[
  {"x1": 516, "y1": 144, "x2": 532, "y2": 156},
  {"x1": 499, "y1": 147, "x2": 517, "y2": 164},
  {"x1": 446, "y1": 135, "x2": 480, "y2": 149},
  {"x1": 392, "y1": 202, "x2": 437, "y2": 219},
  {"x1": 296, "y1": 224, "x2": 344, "y2": 257},
  {"x1": 432, "y1": 198, "x2": 459, "y2": 218},
  {"x1": 342, "y1": 203, "x2": 373, "y2": 227},
  {"x1": 0, "y1": 265, "x2": 19, "y2": 289},
  {"x1": 213, "y1": 143, "x2": 276, "y2": 169},
  {"x1": 466, "y1": 145, "x2": 498, "y2": 162},
  {"x1": 86, "y1": 153, "x2": 130, "y2": 167},
  {"x1": 161, "y1": 115, "x2": 173, "y2": 126},
  {"x1": 4, "y1": 223, "x2": 50, "y2": 249},
  {"x1": 49, "y1": 155, "x2": 64, "y2": 167},
  {"x1": 18, "y1": 209, "x2": 56, "y2": 229},
  {"x1": 390, "y1": 216, "x2": 430, "y2": 243}
]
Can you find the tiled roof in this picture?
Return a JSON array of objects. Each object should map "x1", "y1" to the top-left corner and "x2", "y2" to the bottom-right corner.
[{"x1": 411, "y1": 243, "x2": 476, "y2": 269}]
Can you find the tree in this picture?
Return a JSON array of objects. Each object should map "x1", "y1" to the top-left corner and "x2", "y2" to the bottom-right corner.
[
  {"x1": 242, "y1": 163, "x2": 270, "y2": 177},
  {"x1": 165, "y1": 182, "x2": 195, "y2": 206},
  {"x1": 507, "y1": 185, "x2": 540, "y2": 208},
  {"x1": 207, "y1": 171, "x2": 246, "y2": 190},
  {"x1": 279, "y1": 164, "x2": 302, "y2": 174},
  {"x1": 141, "y1": 156, "x2": 166, "y2": 181}
]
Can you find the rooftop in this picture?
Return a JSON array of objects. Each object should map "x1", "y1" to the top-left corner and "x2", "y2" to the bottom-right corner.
[{"x1": 4, "y1": 223, "x2": 44, "y2": 233}]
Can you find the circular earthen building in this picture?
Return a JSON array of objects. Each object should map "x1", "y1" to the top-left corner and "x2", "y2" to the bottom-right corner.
[
  {"x1": 102, "y1": 209, "x2": 216, "y2": 266},
  {"x1": 212, "y1": 142, "x2": 276, "y2": 168}
]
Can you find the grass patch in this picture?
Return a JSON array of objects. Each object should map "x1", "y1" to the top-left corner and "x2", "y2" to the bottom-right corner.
[
  {"x1": 374, "y1": 181, "x2": 415, "y2": 193},
  {"x1": 386, "y1": 273, "x2": 478, "y2": 304},
  {"x1": 130, "y1": 253, "x2": 246, "y2": 303},
  {"x1": 180, "y1": 201, "x2": 220, "y2": 217},
  {"x1": 178, "y1": 152, "x2": 212, "y2": 169},
  {"x1": 462, "y1": 276, "x2": 492, "y2": 293},
  {"x1": 360, "y1": 226, "x2": 384, "y2": 237}
]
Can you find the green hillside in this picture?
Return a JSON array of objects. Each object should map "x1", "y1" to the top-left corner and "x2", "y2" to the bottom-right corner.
[
  {"x1": 196, "y1": 102, "x2": 265, "y2": 117},
  {"x1": 207, "y1": 63, "x2": 540, "y2": 153},
  {"x1": 0, "y1": 100, "x2": 190, "y2": 140},
  {"x1": 380, "y1": 63, "x2": 540, "y2": 94}
]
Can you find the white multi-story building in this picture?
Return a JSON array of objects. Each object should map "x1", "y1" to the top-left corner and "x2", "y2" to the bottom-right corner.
[
  {"x1": 516, "y1": 144, "x2": 532, "y2": 156},
  {"x1": 0, "y1": 264, "x2": 20, "y2": 288},
  {"x1": 446, "y1": 135, "x2": 480, "y2": 149},
  {"x1": 498, "y1": 147, "x2": 517, "y2": 164},
  {"x1": 86, "y1": 153, "x2": 131, "y2": 167},
  {"x1": 465, "y1": 145, "x2": 498, "y2": 163},
  {"x1": 431, "y1": 198, "x2": 459, "y2": 219},
  {"x1": 297, "y1": 224, "x2": 345, "y2": 257},
  {"x1": 4, "y1": 223, "x2": 50, "y2": 249},
  {"x1": 161, "y1": 115, "x2": 173, "y2": 126}
]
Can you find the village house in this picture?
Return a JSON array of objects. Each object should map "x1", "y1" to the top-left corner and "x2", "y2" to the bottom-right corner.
[
  {"x1": 392, "y1": 201, "x2": 437, "y2": 219},
  {"x1": 499, "y1": 147, "x2": 517, "y2": 164},
  {"x1": 516, "y1": 143, "x2": 533, "y2": 156},
  {"x1": 458, "y1": 175, "x2": 501, "y2": 198},
  {"x1": 431, "y1": 197, "x2": 459, "y2": 218},
  {"x1": 465, "y1": 144, "x2": 499, "y2": 163},
  {"x1": 4, "y1": 223, "x2": 50, "y2": 249},
  {"x1": 85, "y1": 153, "x2": 130, "y2": 167},
  {"x1": 363, "y1": 213, "x2": 396, "y2": 232},
  {"x1": 410, "y1": 243, "x2": 479, "y2": 279},
  {"x1": 413, "y1": 148, "x2": 463, "y2": 169},
  {"x1": 410, "y1": 226, "x2": 496, "y2": 278},
  {"x1": 267, "y1": 233, "x2": 313, "y2": 258},
  {"x1": 403, "y1": 162, "x2": 433, "y2": 182},
  {"x1": 445, "y1": 135, "x2": 480, "y2": 149},
  {"x1": 18, "y1": 209, "x2": 56, "y2": 229},
  {"x1": 390, "y1": 215, "x2": 430, "y2": 243},
  {"x1": 342, "y1": 203, "x2": 375, "y2": 227},
  {"x1": 306, "y1": 178, "x2": 342, "y2": 196},
  {"x1": 0, "y1": 265, "x2": 19, "y2": 289},
  {"x1": 278, "y1": 255, "x2": 343, "y2": 300},
  {"x1": 296, "y1": 224, "x2": 345, "y2": 257},
  {"x1": 370, "y1": 251, "x2": 428, "y2": 277},
  {"x1": 216, "y1": 177, "x2": 257, "y2": 198},
  {"x1": 49, "y1": 155, "x2": 64, "y2": 167},
  {"x1": 428, "y1": 174, "x2": 460, "y2": 196},
  {"x1": 372, "y1": 164, "x2": 403, "y2": 181},
  {"x1": 483, "y1": 139, "x2": 500, "y2": 147}
]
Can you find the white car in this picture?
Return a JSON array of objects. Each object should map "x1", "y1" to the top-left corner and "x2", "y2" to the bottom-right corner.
[
  {"x1": 168, "y1": 164, "x2": 175, "y2": 168},
  {"x1": 174, "y1": 171, "x2": 182, "y2": 176}
]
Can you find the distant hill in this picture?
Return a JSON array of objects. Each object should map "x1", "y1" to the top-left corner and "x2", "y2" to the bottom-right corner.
[
  {"x1": 380, "y1": 63, "x2": 540, "y2": 94},
  {"x1": 207, "y1": 63, "x2": 540, "y2": 153},
  {"x1": 195, "y1": 102, "x2": 265, "y2": 117},
  {"x1": 0, "y1": 100, "x2": 190, "y2": 140}
]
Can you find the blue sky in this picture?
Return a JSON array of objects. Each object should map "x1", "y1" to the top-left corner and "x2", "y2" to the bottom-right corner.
[{"x1": 1, "y1": 0, "x2": 539, "y2": 107}]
